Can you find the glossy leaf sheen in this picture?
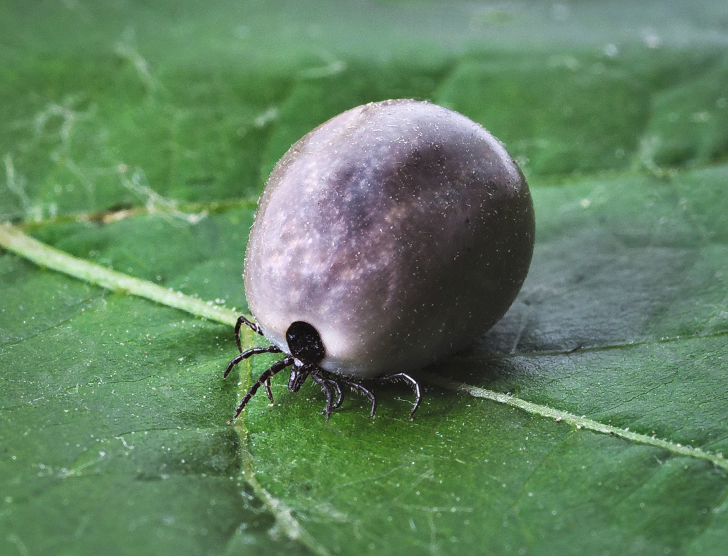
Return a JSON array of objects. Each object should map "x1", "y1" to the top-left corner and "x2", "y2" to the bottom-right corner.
[{"x1": 1, "y1": 1, "x2": 727, "y2": 555}]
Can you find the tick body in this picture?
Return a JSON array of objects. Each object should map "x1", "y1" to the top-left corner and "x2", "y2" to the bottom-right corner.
[{"x1": 226, "y1": 99, "x2": 535, "y2": 421}]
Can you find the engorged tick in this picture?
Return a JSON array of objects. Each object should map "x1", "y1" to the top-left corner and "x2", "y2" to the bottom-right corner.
[{"x1": 225, "y1": 99, "x2": 535, "y2": 422}]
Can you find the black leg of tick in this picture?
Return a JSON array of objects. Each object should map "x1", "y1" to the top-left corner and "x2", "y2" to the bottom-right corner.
[
  {"x1": 288, "y1": 365, "x2": 310, "y2": 393},
  {"x1": 233, "y1": 356, "x2": 294, "y2": 419},
  {"x1": 317, "y1": 369, "x2": 344, "y2": 410},
  {"x1": 263, "y1": 379, "x2": 274, "y2": 404},
  {"x1": 310, "y1": 373, "x2": 335, "y2": 420},
  {"x1": 327, "y1": 378, "x2": 343, "y2": 410},
  {"x1": 342, "y1": 379, "x2": 378, "y2": 419},
  {"x1": 224, "y1": 345, "x2": 281, "y2": 378},
  {"x1": 376, "y1": 373, "x2": 422, "y2": 421},
  {"x1": 234, "y1": 315, "x2": 265, "y2": 353}
]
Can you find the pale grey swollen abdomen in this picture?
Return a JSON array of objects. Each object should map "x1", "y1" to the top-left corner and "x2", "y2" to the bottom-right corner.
[{"x1": 244, "y1": 99, "x2": 535, "y2": 379}]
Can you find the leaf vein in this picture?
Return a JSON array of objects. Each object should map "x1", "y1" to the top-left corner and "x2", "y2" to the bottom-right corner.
[{"x1": 421, "y1": 372, "x2": 728, "y2": 471}]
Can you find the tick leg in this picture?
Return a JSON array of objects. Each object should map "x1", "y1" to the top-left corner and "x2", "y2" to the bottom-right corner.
[
  {"x1": 341, "y1": 378, "x2": 377, "y2": 419},
  {"x1": 310, "y1": 373, "x2": 334, "y2": 421},
  {"x1": 328, "y1": 379, "x2": 343, "y2": 410},
  {"x1": 377, "y1": 373, "x2": 422, "y2": 421},
  {"x1": 224, "y1": 345, "x2": 281, "y2": 378},
  {"x1": 235, "y1": 315, "x2": 265, "y2": 352},
  {"x1": 233, "y1": 356, "x2": 294, "y2": 419},
  {"x1": 264, "y1": 378, "x2": 274, "y2": 404},
  {"x1": 288, "y1": 366, "x2": 310, "y2": 393},
  {"x1": 317, "y1": 370, "x2": 344, "y2": 410}
]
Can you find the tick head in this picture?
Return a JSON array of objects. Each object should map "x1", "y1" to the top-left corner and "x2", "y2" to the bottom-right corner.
[{"x1": 286, "y1": 321, "x2": 326, "y2": 365}]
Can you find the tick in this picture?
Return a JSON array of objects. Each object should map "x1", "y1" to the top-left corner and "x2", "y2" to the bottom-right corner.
[{"x1": 225, "y1": 99, "x2": 535, "y2": 421}]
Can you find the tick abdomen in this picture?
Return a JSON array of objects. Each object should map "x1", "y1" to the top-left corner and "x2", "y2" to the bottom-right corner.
[{"x1": 244, "y1": 100, "x2": 534, "y2": 379}]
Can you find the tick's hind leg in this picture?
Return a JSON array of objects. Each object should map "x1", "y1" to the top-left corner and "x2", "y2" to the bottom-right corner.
[
  {"x1": 342, "y1": 379, "x2": 377, "y2": 419},
  {"x1": 235, "y1": 315, "x2": 265, "y2": 352},
  {"x1": 376, "y1": 373, "x2": 422, "y2": 421},
  {"x1": 233, "y1": 356, "x2": 294, "y2": 420},
  {"x1": 327, "y1": 379, "x2": 343, "y2": 410}
]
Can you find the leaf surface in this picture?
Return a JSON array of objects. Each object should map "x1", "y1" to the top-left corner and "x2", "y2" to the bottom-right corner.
[{"x1": 1, "y1": 1, "x2": 727, "y2": 555}]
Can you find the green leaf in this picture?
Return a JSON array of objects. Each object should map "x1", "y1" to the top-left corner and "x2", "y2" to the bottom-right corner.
[{"x1": 1, "y1": 1, "x2": 727, "y2": 555}]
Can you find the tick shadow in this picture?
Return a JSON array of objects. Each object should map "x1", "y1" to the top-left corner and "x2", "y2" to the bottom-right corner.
[{"x1": 414, "y1": 282, "x2": 586, "y2": 392}]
